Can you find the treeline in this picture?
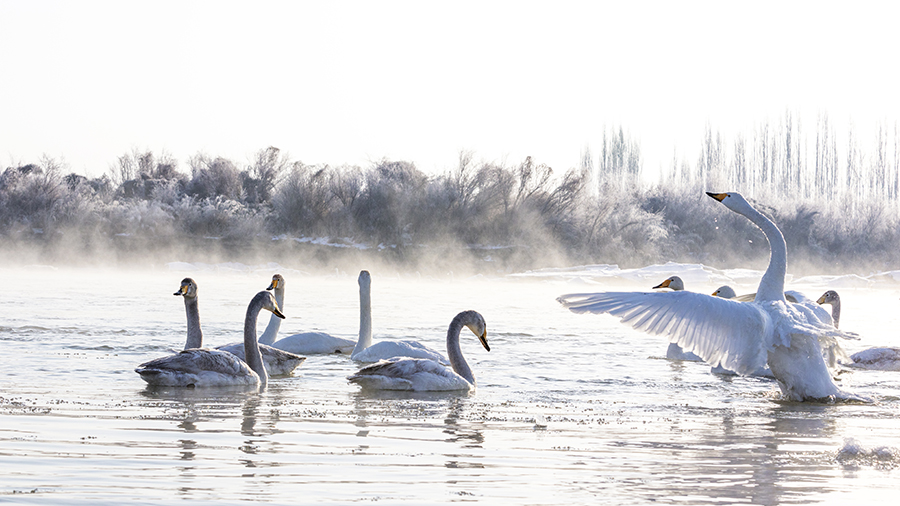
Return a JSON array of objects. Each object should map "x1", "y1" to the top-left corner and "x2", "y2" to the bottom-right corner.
[{"x1": 3, "y1": 117, "x2": 900, "y2": 274}]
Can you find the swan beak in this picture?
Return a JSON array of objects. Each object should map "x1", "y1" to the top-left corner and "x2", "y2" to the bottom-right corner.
[
  {"x1": 706, "y1": 192, "x2": 727, "y2": 202},
  {"x1": 270, "y1": 306, "x2": 286, "y2": 319},
  {"x1": 652, "y1": 279, "x2": 671, "y2": 289},
  {"x1": 816, "y1": 294, "x2": 826, "y2": 304},
  {"x1": 174, "y1": 286, "x2": 187, "y2": 296},
  {"x1": 478, "y1": 331, "x2": 490, "y2": 352},
  {"x1": 710, "y1": 290, "x2": 718, "y2": 296},
  {"x1": 267, "y1": 278, "x2": 279, "y2": 290}
]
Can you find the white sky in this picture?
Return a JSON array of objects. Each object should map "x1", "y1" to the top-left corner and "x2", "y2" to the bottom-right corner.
[{"x1": 1, "y1": 0, "x2": 898, "y2": 178}]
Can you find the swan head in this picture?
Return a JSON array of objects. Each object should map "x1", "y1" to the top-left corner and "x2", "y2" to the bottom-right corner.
[
  {"x1": 817, "y1": 290, "x2": 840, "y2": 306},
  {"x1": 255, "y1": 290, "x2": 286, "y2": 319},
  {"x1": 267, "y1": 274, "x2": 284, "y2": 291},
  {"x1": 358, "y1": 270, "x2": 371, "y2": 287},
  {"x1": 461, "y1": 310, "x2": 490, "y2": 352},
  {"x1": 706, "y1": 191, "x2": 752, "y2": 212},
  {"x1": 174, "y1": 278, "x2": 198, "y2": 298},
  {"x1": 652, "y1": 276, "x2": 684, "y2": 291},
  {"x1": 712, "y1": 285, "x2": 737, "y2": 299}
]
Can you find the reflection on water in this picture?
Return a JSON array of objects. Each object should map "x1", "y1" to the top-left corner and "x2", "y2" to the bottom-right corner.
[{"x1": 0, "y1": 267, "x2": 899, "y2": 504}]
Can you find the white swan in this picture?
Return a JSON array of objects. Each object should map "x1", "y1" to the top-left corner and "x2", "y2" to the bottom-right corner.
[
  {"x1": 816, "y1": 290, "x2": 900, "y2": 370},
  {"x1": 136, "y1": 290, "x2": 284, "y2": 388},
  {"x1": 261, "y1": 274, "x2": 357, "y2": 355},
  {"x1": 350, "y1": 270, "x2": 449, "y2": 364},
  {"x1": 168, "y1": 277, "x2": 304, "y2": 375},
  {"x1": 347, "y1": 310, "x2": 489, "y2": 391},
  {"x1": 559, "y1": 192, "x2": 856, "y2": 401}
]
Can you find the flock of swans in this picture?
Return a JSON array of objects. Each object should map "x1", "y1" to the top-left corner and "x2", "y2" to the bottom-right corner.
[
  {"x1": 135, "y1": 191, "x2": 899, "y2": 401},
  {"x1": 558, "y1": 191, "x2": 900, "y2": 401},
  {"x1": 135, "y1": 270, "x2": 490, "y2": 392}
]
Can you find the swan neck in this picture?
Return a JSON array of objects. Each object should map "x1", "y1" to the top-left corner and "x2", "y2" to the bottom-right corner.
[
  {"x1": 831, "y1": 296, "x2": 841, "y2": 329},
  {"x1": 352, "y1": 280, "x2": 373, "y2": 355},
  {"x1": 244, "y1": 298, "x2": 268, "y2": 387},
  {"x1": 447, "y1": 314, "x2": 475, "y2": 385},
  {"x1": 184, "y1": 296, "x2": 203, "y2": 350},
  {"x1": 258, "y1": 286, "x2": 284, "y2": 345},
  {"x1": 745, "y1": 204, "x2": 786, "y2": 301}
]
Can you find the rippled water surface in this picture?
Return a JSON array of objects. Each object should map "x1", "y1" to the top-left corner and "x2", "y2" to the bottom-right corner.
[{"x1": 2, "y1": 263, "x2": 899, "y2": 505}]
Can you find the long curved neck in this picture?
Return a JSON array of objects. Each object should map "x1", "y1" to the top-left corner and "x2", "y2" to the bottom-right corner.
[
  {"x1": 447, "y1": 314, "x2": 474, "y2": 385},
  {"x1": 743, "y1": 204, "x2": 786, "y2": 302},
  {"x1": 244, "y1": 300, "x2": 268, "y2": 387},
  {"x1": 830, "y1": 295, "x2": 841, "y2": 329},
  {"x1": 183, "y1": 296, "x2": 203, "y2": 350},
  {"x1": 352, "y1": 280, "x2": 373, "y2": 355},
  {"x1": 257, "y1": 286, "x2": 284, "y2": 346}
]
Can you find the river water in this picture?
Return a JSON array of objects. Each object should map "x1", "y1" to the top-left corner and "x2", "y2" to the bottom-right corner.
[{"x1": 1, "y1": 262, "x2": 898, "y2": 504}]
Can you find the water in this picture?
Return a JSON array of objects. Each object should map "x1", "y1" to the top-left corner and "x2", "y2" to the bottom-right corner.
[{"x1": 2, "y1": 262, "x2": 899, "y2": 504}]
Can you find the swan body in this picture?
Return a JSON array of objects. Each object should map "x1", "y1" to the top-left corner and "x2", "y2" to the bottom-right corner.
[
  {"x1": 137, "y1": 290, "x2": 284, "y2": 388},
  {"x1": 348, "y1": 310, "x2": 489, "y2": 391},
  {"x1": 259, "y1": 274, "x2": 356, "y2": 355},
  {"x1": 559, "y1": 192, "x2": 856, "y2": 401},
  {"x1": 816, "y1": 290, "x2": 900, "y2": 370},
  {"x1": 849, "y1": 347, "x2": 900, "y2": 370},
  {"x1": 350, "y1": 270, "x2": 449, "y2": 364}
]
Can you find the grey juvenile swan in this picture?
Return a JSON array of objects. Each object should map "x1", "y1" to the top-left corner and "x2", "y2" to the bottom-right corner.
[{"x1": 136, "y1": 290, "x2": 284, "y2": 388}]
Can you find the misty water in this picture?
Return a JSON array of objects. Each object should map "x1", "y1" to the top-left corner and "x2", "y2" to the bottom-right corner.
[{"x1": 2, "y1": 262, "x2": 899, "y2": 505}]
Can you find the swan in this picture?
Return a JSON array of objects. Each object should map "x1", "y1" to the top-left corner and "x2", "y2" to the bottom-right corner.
[
  {"x1": 816, "y1": 290, "x2": 841, "y2": 329},
  {"x1": 169, "y1": 277, "x2": 304, "y2": 375},
  {"x1": 261, "y1": 274, "x2": 356, "y2": 355},
  {"x1": 816, "y1": 290, "x2": 900, "y2": 370},
  {"x1": 559, "y1": 192, "x2": 857, "y2": 401},
  {"x1": 350, "y1": 270, "x2": 449, "y2": 363},
  {"x1": 136, "y1": 290, "x2": 284, "y2": 388},
  {"x1": 347, "y1": 310, "x2": 489, "y2": 391}
]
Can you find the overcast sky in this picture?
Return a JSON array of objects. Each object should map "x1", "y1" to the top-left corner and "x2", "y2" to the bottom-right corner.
[{"x1": 1, "y1": 1, "x2": 898, "y2": 178}]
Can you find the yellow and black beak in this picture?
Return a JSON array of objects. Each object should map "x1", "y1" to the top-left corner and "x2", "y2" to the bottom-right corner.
[
  {"x1": 174, "y1": 284, "x2": 188, "y2": 296},
  {"x1": 706, "y1": 192, "x2": 728, "y2": 202},
  {"x1": 816, "y1": 294, "x2": 826, "y2": 304},
  {"x1": 271, "y1": 304, "x2": 286, "y2": 319},
  {"x1": 478, "y1": 330, "x2": 490, "y2": 352},
  {"x1": 267, "y1": 278, "x2": 279, "y2": 291},
  {"x1": 652, "y1": 279, "x2": 671, "y2": 290}
]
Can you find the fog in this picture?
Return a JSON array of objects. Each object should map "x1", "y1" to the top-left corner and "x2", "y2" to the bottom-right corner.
[{"x1": 3, "y1": 118, "x2": 899, "y2": 276}]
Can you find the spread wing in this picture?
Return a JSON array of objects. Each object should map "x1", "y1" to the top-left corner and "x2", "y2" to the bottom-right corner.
[{"x1": 558, "y1": 291, "x2": 771, "y2": 375}]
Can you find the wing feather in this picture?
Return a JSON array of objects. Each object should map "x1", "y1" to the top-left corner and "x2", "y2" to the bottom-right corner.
[{"x1": 559, "y1": 291, "x2": 770, "y2": 375}]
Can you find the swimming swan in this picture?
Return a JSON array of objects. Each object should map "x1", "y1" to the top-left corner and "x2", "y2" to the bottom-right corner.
[
  {"x1": 816, "y1": 290, "x2": 900, "y2": 370},
  {"x1": 559, "y1": 192, "x2": 856, "y2": 401},
  {"x1": 136, "y1": 290, "x2": 284, "y2": 388},
  {"x1": 168, "y1": 277, "x2": 304, "y2": 375},
  {"x1": 261, "y1": 274, "x2": 357, "y2": 355},
  {"x1": 347, "y1": 310, "x2": 489, "y2": 391},
  {"x1": 350, "y1": 270, "x2": 449, "y2": 364}
]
